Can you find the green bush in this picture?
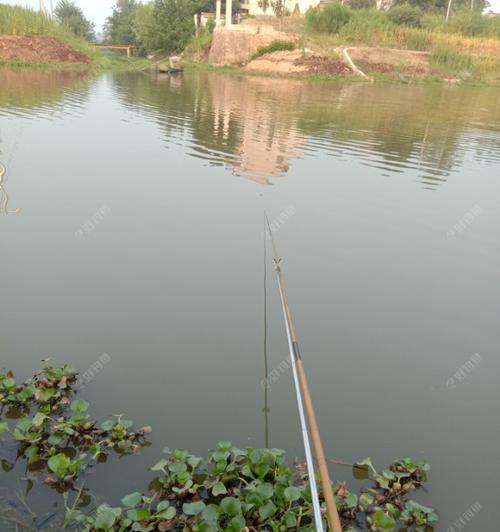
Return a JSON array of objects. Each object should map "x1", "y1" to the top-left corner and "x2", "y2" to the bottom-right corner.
[
  {"x1": 422, "y1": 11, "x2": 500, "y2": 38},
  {"x1": 387, "y1": 4, "x2": 423, "y2": 28},
  {"x1": 446, "y1": 10, "x2": 496, "y2": 37},
  {"x1": 338, "y1": 8, "x2": 394, "y2": 42},
  {"x1": 251, "y1": 39, "x2": 296, "y2": 59},
  {"x1": 306, "y1": 5, "x2": 352, "y2": 34}
]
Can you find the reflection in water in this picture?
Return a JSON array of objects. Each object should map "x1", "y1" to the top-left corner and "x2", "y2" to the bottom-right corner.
[
  {"x1": 0, "y1": 69, "x2": 92, "y2": 218},
  {"x1": 0, "y1": 163, "x2": 20, "y2": 215},
  {"x1": 0, "y1": 68, "x2": 90, "y2": 120},
  {"x1": 111, "y1": 72, "x2": 500, "y2": 188}
]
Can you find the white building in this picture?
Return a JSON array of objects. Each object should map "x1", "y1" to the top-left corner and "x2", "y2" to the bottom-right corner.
[{"x1": 243, "y1": 0, "x2": 322, "y2": 16}]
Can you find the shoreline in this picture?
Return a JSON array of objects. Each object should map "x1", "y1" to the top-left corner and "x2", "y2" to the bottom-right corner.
[{"x1": 183, "y1": 60, "x2": 500, "y2": 88}]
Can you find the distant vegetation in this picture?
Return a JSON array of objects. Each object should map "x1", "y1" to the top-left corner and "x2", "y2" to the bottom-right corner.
[
  {"x1": 305, "y1": 5, "x2": 500, "y2": 39},
  {"x1": 54, "y1": 0, "x2": 96, "y2": 41},
  {"x1": 301, "y1": 5, "x2": 500, "y2": 80},
  {"x1": 103, "y1": 0, "x2": 211, "y2": 56}
]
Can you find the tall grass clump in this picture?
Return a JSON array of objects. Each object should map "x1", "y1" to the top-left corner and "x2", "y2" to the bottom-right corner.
[
  {"x1": 402, "y1": 28, "x2": 434, "y2": 50},
  {"x1": 431, "y1": 44, "x2": 479, "y2": 74},
  {"x1": 338, "y1": 8, "x2": 395, "y2": 44},
  {"x1": 305, "y1": 5, "x2": 352, "y2": 34},
  {"x1": 387, "y1": 4, "x2": 423, "y2": 28},
  {"x1": 0, "y1": 4, "x2": 60, "y2": 35}
]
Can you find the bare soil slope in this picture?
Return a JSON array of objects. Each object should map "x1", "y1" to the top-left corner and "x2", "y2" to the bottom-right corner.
[{"x1": 0, "y1": 35, "x2": 90, "y2": 64}]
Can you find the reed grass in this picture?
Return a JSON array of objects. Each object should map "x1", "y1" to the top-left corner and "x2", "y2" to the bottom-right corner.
[{"x1": 0, "y1": 4, "x2": 62, "y2": 37}]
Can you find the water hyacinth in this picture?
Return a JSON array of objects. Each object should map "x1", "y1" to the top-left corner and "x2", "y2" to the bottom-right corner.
[{"x1": 1, "y1": 366, "x2": 437, "y2": 530}]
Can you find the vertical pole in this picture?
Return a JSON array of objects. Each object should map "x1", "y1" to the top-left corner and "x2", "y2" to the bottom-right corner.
[
  {"x1": 226, "y1": 0, "x2": 232, "y2": 27},
  {"x1": 446, "y1": 0, "x2": 452, "y2": 21},
  {"x1": 216, "y1": 0, "x2": 222, "y2": 26}
]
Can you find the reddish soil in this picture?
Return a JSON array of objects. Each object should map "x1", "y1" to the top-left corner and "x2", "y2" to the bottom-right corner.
[
  {"x1": 295, "y1": 55, "x2": 352, "y2": 75},
  {"x1": 0, "y1": 35, "x2": 90, "y2": 64},
  {"x1": 347, "y1": 47, "x2": 430, "y2": 78}
]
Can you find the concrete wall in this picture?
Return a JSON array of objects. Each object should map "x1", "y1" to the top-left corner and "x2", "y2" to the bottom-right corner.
[{"x1": 208, "y1": 24, "x2": 298, "y2": 65}]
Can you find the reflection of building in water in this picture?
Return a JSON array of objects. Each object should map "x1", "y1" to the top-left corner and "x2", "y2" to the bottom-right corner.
[
  {"x1": 113, "y1": 71, "x2": 500, "y2": 189},
  {"x1": 206, "y1": 76, "x2": 306, "y2": 184},
  {"x1": 0, "y1": 164, "x2": 21, "y2": 215}
]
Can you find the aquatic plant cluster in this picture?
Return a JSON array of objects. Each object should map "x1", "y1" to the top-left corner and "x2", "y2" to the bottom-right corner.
[
  {"x1": 1, "y1": 366, "x2": 437, "y2": 531},
  {"x1": 0, "y1": 364, "x2": 150, "y2": 492}
]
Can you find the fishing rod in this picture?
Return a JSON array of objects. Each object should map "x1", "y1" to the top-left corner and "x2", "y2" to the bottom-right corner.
[{"x1": 265, "y1": 214, "x2": 342, "y2": 532}]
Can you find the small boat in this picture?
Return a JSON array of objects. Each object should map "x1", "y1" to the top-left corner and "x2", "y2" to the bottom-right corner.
[
  {"x1": 157, "y1": 56, "x2": 183, "y2": 75},
  {"x1": 157, "y1": 66, "x2": 184, "y2": 75}
]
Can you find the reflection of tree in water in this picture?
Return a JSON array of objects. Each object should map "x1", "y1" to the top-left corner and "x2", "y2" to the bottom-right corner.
[
  {"x1": 110, "y1": 72, "x2": 500, "y2": 187},
  {"x1": 0, "y1": 68, "x2": 90, "y2": 116},
  {"x1": 295, "y1": 83, "x2": 500, "y2": 187}
]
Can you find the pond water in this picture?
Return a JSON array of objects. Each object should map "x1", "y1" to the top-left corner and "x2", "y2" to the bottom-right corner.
[{"x1": 1, "y1": 68, "x2": 499, "y2": 529}]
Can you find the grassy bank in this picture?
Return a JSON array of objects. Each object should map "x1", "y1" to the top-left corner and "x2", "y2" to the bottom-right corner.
[
  {"x1": 305, "y1": 8, "x2": 500, "y2": 82},
  {"x1": 0, "y1": 4, "x2": 150, "y2": 72},
  {"x1": 203, "y1": 9, "x2": 500, "y2": 85}
]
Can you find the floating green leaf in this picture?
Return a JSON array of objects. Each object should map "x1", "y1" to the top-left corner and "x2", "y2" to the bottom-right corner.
[
  {"x1": 220, "y1": 497, "x2": 242, "y2": 516},
  {"x1": 257, "y1": 482, "x2": 274, "y2": 499},
  {"x1": 258, "y1": 500, "x2": 277, "y2": 520},
  {"x1": 48, "y1": 453, "x2": 70, "y2": 478},
  {"x1": 212, "y1": 481, "x2": 227, "y2": 496},
  {"x1": 284, "y1": 486, "x2": 301, "y2": 502},
  {"x1": 183, "y1": 501, "x2": 206, "y2": 516},
  {"x1": 373, "y1": 510, "x2": 397, "y2": 531},
  {"x1": 121, "y1": 492, "x2": 142, "y2": 507}
]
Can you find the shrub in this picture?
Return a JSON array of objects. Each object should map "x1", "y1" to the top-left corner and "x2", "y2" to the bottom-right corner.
[
  {"x1": 387, "y1": 4, "x2": 423, "y2": 28},
  {"x1": 403, "y1": 28, "x2": 434, "y2": 50},
  {"x1": 305, "y1": 5, "x2": 352, "y2": 34},
  {"x1": 338, "y1": 8, "x2": 394, "y2": 43},
  {"x1": 445, "y1": 10, "x2": 492, "y2": 37},
  {"x1": 251, "y1": 39, "x2": 296, "y2": 59},
  {"x1": 421, "y1": 11, "x2": 500, "y2": 39}
]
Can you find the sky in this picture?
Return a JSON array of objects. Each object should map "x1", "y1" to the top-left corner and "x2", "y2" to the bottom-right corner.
[{"x1": 2, "y1": 0, "x2": 500, "y2": 31}]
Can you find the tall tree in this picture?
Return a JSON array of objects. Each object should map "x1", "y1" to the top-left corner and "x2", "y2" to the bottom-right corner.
[
  {"x1": 104, "y1": 0, "x2": 138, "y2": 45},
  {"x1": 134, "y1": 0, "x2": 198, "y2": 54},
  {"x1": 55, "y1": 0, "x2": 95, "y2": 41}
]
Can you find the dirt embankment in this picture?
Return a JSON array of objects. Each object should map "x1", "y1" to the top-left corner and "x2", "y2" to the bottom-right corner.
[
  {"x1": 0, "y1": 35, "x2": 90, "y2": 64},
  {"x1": 245, "y1": 46, "x2": 431, "y2": 79},
  {"x1": 208, "y1": 23, "x2": 437, "y2": 80}
]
